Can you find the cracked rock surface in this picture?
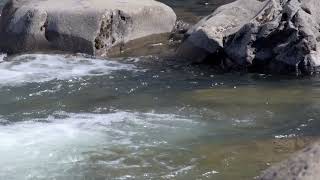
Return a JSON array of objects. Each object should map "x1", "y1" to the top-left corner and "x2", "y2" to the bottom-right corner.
[
  {"x1": 177, "y1": 0, "x2": 320, "y2": 75},
  {"x1": 0, "y1": 0, "x2": 176, "y2": 56}
]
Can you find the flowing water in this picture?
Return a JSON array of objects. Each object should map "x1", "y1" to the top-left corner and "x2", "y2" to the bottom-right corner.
[
  {"x1": 0, "y1": 53, "x2": 320, "y2": 180},
  {"x1": 1, "y1": 0, "x2": 320, "y2": 180}
]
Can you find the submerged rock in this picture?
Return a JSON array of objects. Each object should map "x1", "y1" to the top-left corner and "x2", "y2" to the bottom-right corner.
[
  {"x1": 0, "y1": 0, "x2": 176, "y2": 56},
  {"x1": 195, "y1": 137, "x2": 316, "y2": 180},
  {"x1": 258, "y1": 141, "x2": 320, "y2": 180},
  {"x1": 177, "y1": 0, "x2": 320, "y2": 75}
]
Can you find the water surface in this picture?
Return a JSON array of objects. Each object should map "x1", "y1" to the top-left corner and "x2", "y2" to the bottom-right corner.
[
  {"x1": 0, "y1": 53, "x2": 319, "y2": 180},
  {"x1": 159, "y1": 0, "x2": 235, "y2": 22},
  {"x1": 0, "y1": 0, "x2": 318, "y2": 179}
]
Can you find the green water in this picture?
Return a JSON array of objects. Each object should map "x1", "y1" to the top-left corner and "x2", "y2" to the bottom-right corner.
[
  {"x1": 0, "y1": 0, "x2": 319, "y2": 179},
  {"x1": 0, "y1": 53, "x2": 319, "y2": 180}
]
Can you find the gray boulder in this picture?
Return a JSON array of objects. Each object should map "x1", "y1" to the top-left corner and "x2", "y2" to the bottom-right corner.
[
  {"x1": 0, "y1": 0, "x2": 176, "y2": 56},
  {"x1": 177, "y1": 0, "x2": 269, "y2": 63},
  {"x1": 258, "y1": 141, "x2": 320, "y2": 180},
  {"x1": 177, "y1": 0, "x2": 320, "y2": 74}
]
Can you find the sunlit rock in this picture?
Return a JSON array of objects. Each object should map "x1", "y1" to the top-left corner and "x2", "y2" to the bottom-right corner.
[
  {"x1": 177, "y1": 0, "x2": 320, "y2": 75},
  {"x1": 259, "y1": 141, "x2": 320, "y2": 180},
  {"x1": 0, "y1": 0, "x2": 176, "y2": 56}
]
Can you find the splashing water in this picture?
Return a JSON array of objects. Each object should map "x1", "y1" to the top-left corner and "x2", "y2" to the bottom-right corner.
[
  {"x1": 0, "y1": 54, "x2": 137, "y2": 86},
  {"x1": 0, "y1": 52, "x2": 319, "y2": 180},
  {"x1": 0, "y1": 111, "x2": 206, "y2": 180}
]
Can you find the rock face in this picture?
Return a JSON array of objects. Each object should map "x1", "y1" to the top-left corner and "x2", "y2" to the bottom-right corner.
[
  {"x1": 0, "y1": 0, "x2": 176, "y2": 56},
  {"x1": 258, "y1": 141, "x2": 320, "y2": 180},
  {"x1": 177, "y1": 0, "x2": 320, "y2": 74}
]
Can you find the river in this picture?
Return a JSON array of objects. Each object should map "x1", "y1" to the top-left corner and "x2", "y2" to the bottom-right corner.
[{"x1": 0, "y1": 0, "x2": 320, "y2": 180}]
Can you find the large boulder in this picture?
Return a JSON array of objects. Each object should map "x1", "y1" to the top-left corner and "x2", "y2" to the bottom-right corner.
[
  {"x1": 177, "y1": 0, "x2": 268, "y2": 63},
  {"x1": 0, "y1": 0, "x2": 176, "y2": 56},
  {"x1": 177, "y1": 0, "x2": 320, "y2": 74},
  {"x1": 258, "y1": 141, "x2": 320, "y2": 180}
]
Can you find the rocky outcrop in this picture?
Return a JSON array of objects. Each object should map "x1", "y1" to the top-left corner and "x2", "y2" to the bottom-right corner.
[
  {"x1": 177, "y1": 0, "x2": 320, "y2": 75},
  {"x1": 0, "y1": 0, "x2": 176, "y2": 56},
  {"x1": 258, "y1": 141, "x2": 320, "y2": 180}
]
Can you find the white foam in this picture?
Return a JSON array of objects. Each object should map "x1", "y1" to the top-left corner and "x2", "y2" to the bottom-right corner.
[
  {"x1": 202, "y1": 170, "x2": 219, "y2": 177},
  {"x1": 163, "y1": 165, "x2": 196, "y2": 178},
  {"x1": 0, "y1": 54, "x2": 137, "y2": 86},
  {"x1": 0, "y1": 53, "x2": 7, "y2": 62},
  {"x1": 0, "y1": 111, "x2": 198, "y2": 179}
]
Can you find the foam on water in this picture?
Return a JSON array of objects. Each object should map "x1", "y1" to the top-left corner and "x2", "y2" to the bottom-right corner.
[
  {"x1": 0, "y1": 54, "x2": 137, "y2": 86},
  {"x1": 0, "y1": 111, "x2": 200, "y2": 179}
]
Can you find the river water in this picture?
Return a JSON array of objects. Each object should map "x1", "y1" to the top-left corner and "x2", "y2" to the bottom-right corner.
[
  {"x1": 1, "y1": 0, "x2": 320, "y2": 180},
  {"x1": 1, "y1": 53, "x2": 320, "y2": 180}
]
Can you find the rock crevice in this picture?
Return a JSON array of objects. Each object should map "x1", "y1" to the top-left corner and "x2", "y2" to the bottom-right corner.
[
  {"x1": 94, "y1": 10, "x2": 133, "y2": 56},
  {"x1": 177, "y1": 0, "x2": 320, "y2": 75},
  {"x1": 0, "y1": 0, "x2": 176, "y2": 56}
]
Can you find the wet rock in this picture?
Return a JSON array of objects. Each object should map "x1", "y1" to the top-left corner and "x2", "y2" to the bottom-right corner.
[
  {"x1": 177, "y1": 0, "x2": 320, "y2": 75},
  {"x1": 0, "y1": 0, "x2": 176, "y2": 56},
  {"x1": 169, "y1": 20, "x2": 191, "y2": 42},
  {"x1": 258, "y1": 141, "x2": 320, "y2": 180}
]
